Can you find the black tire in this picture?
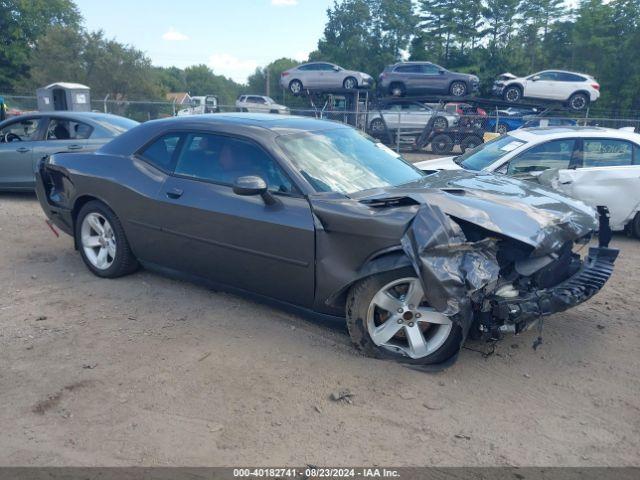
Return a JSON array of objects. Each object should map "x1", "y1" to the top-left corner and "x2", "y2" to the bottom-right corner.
[
  {"x1": 631, "y1": 212, "x2": 640, "y2": 239},
  {"x1": 346, "y1": 268, "x2": 464, "y2": 365},
  {"x1": 75, "y1": 200, "x2": 138, "y2": 278},
  {"x1": 503, "y1": 85, "x2": 522, "y2": 103},
  {"x1": 241, "y1": 107, "x2": 249, "y2": 112},
  {"x1": 433, "y1": 116, "x2": 449, "y2": 129},
  {"x1": 460, "y1": 135, "x2": 482, "y2": 152},
  {"x1": 430, "y1": 133, "x2": 454, "y2": 154},
  {"x1": 369, "y1": 118, "x2": 386, "y2": 135},
  {"x1": 289, "y1": 79, "x2": 303, "y2": 96},
  {"x1": 568, "y1": 92, "x2": 589, "y2": 111},
  {"x1": 389, "y1": 82, "x2": 405, "y2": 97},
  {"x1": 449, "y1": 81, "x2": 467, "y2": 97},
  {"x1": 343, "y1": 77, "x2": 357, "y2": 90},
  {"x1": 496, "y1": 123, "x2": 509, "y2": 135}
]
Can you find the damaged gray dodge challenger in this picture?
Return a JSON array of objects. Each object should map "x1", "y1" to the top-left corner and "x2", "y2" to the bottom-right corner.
[{"x1": 35, "y1": 113, "x2": 618, "y2": 366}]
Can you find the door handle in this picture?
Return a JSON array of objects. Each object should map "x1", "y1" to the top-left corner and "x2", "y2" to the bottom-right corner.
[
  {"x1": 166, "y1": 188, "x2": 184, "y2": 199},
  {"x1": 16, "y1": 147, "x2": 31, "y2": 153},
  {"x1": 67, "y1": 144, "x2": 83, "y2": 150}
]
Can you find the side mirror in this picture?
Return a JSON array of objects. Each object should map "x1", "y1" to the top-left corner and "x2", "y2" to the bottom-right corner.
[
  {"x1": 333, "y1": 66, "x2": 340, "y2": 71},
  {"x1": 531, "y1": 75, "x2": 540, "y2": 81},
  {"x1": 439, "y1": 69, "x2": 445, "y2": 75},
  {"x1": 233, "y1": 176, "x2": 277, "y2": 205}
]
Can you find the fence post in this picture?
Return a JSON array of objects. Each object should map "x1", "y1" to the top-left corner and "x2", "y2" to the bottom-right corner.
[
  {"x1": 396, "y1": 112, "x2": 401, "y2": 153},
  {"x1": 172, "y1": 99, "x2": 176, "y2": 116},
  {"x1": 103, "y1": 94, "x2": 110, "y2": 113}
]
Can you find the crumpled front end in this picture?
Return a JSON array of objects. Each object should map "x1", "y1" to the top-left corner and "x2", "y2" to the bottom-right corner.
[{"x1": 398, "y1": 196, "x2": 618, "y2": 341}]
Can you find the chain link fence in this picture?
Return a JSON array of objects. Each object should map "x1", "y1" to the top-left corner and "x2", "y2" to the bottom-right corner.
[{"x1": 2, "y1": 94, "x2": 639, "y2": 154}]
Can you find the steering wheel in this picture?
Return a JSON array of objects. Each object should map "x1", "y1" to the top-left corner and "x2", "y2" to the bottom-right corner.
[{"x1": 3, "y1": 132, "x2": 21, "y2": 143}]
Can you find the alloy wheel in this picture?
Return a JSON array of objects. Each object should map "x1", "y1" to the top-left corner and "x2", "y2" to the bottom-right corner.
[
  {"x1": 450, "y1": 82, "x2": 467, "y2": 97},
  {"x1": 343, "y1": 78, "x2": 357, "y2": 89},
  {"x1": 366, "y1": 277, "x2": 453, "y2": 359},
  {"x1": 81, "y1": 212, "x2": 116, "y2": 270}
]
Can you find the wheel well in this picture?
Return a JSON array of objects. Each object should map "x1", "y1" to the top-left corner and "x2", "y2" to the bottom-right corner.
[
  {"x1": 344, "y1": 76, "x2": 357, "y2": 84},
  {"x1": 71, "y1": 195, "x2": 109, "y2": 249},
  {"x1": 505, "y1": 83, "x2": 523, "y2": 92},
  {"x1": 569, "y1": 90, "x2": 590, "y2": 100},
  {"x1": 389, "y1": 81, "x2": 405, "y2": 90}
]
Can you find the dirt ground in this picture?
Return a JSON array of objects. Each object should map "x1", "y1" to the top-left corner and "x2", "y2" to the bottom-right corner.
[{"x1": 1, "y1": 181, "x2": 639, "y2": 466}]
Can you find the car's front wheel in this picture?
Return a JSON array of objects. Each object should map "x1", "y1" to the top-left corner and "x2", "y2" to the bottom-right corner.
[
  {"x1": 449, "y1": 81, "x2": 467, "y2": 97},
  {"x1": 503, "y1": 85, "x2": 522, "y2": 103},
  {"x1": 346, "y1": 270, "x2": 463, "y2": 364},
  {"x1": 75, "y1": 200, "x2": 138, "y2": 278},
  {"x1": 496, "y1": 123, "x2": 509, "y2": 135},
  {"x1": 343, "y1": 77, "x2": 357, "y2": 89}
]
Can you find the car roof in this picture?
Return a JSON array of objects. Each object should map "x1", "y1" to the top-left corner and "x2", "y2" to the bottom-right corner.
[
  {"x1": 100, "y1": 113, "x2": 350, "y2": 155},
  {"x1": 509, "y1": 126, "x2": 640, "y2": 142},
  {"x1": 0, "y1": 111, "x2": 135, "y2": 127}
]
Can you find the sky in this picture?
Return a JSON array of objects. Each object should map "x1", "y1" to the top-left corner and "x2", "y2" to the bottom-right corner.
[{"x1": 74, "y1": 0, "x2": 334, "y2": 84}]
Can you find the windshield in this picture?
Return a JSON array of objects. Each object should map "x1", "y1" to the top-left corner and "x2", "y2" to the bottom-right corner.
[
  {"x1": 455, "y1": 134, "x2": 526, "y2": 170},
  {"x1": 278, "y1": 128, "x2": 424, "y2": 194}
]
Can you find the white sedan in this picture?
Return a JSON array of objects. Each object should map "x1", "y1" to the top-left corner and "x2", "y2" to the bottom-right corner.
[{"x1": 415, "y1": 127, "x2": 640, "y2": 237}]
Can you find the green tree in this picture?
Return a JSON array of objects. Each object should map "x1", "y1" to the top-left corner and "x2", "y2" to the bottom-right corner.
[{"x1": 0, "y1": 0, "x2": 80, "y2": 91}]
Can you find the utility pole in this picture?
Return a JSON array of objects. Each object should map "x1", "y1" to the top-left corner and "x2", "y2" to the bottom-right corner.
[{"x1": 266, "y1": 67, "x2": 270, "y2": 97}]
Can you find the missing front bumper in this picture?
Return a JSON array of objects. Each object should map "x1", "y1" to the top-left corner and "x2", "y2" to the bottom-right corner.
[{"x1": 492, "y1": 246, "x2": 618, "y2": 328}]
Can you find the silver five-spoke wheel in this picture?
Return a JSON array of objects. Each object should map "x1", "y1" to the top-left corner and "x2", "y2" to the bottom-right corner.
[
  {"x1": 366, "y1": 277, "x2": 452, "y2": 359},
  {"x1": 81, "y1": 212, "x2": 116, "y2": 270}
]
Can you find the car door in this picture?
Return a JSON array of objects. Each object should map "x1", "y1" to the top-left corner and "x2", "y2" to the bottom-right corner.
[
  {"x1": 394, "y1": 64, "x2": 421, "y2": 92},
  {"x1": 155, "y1": 131, "x2": 316, "y2": 307},
  {"x1": 524, "y1": 71, "x2": 558, "y2": 99},
  {"x1": 556, "y1": 138, "x2": 640, "y2": 231},
  {"x1": 315, "y1": 63, "x2": 337, "y2": 87},
  {"x1": 419, "y1": 63, "x2": 448, "y2": 93},
  {"x1": 380, "y1": 102, "x2": 402, "y2": 129},
  {"x1": 0, "y1": 116, "x2": 44, "y2": 189},
  {"x1": 36, "y1": 117, "x2": 93, "y2": 159},
  {"x1": 506, "y1": 138, "x2": 578, "y2": 183},
  {"x1": 404, "y1": 103, "x2": 432, "y2": 129}
]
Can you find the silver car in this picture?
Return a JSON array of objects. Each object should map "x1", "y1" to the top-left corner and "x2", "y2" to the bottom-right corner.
[
  {"x1": 0, "y1": 111, "x2": 138, "y2": 191},
  {"x1": 235, "y1": 95, "x2": 289, "y2": 114},
  {"x1": 367, "y1": 101, "x2": 459, "y2": 135},
  {"x1": 280, "y1": 62, "x2": 373, "y2": 95}
]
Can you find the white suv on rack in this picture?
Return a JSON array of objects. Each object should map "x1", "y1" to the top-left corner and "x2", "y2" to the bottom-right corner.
[{"x1": 493, "y1": 70, "x2": 600, "y2": 111}]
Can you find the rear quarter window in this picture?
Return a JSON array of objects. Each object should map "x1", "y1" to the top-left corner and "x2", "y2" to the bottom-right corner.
[{"x1": 138, "y1": 133, "x2": 183, "y2": 171}]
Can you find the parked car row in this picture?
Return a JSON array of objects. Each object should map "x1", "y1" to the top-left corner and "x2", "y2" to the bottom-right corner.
[{"x1": 278, "y1": 62, "x2": 599, "y2": 110}]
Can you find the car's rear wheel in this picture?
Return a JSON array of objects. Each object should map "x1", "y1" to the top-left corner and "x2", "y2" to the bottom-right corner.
[
  {"x1": 503, "y1": 85, "x2": 522, "y2": 103},
  {"x1": 430, "y1": 133, "x2": 454, "y2": 154},
  {"x1": 369, "y1": 118, "x2": 386, "y2": 135},
  {"x1": 450, "y1": 81, "x2": 467, "y2": 97},
  {"x1": 631, "y1": 212, "x2": 640, "y2": 239},
  {"x1": 289, "y1": 79, "x2": 303, "y2": 95},
  {"x1": 389, "y1": 82, "x2": 405, "y2": 97},
  {"x1": 75, "y1": 200, "x2": 138, "y2": 278},
  {"x1": 433, "y1": 116, "x2": 448, "y2": 129},
  {"x1": 568, "y1": 93, "x2": 589, "y2": 111},
  {"x1": 346, "y1": 270, "x2": 463, "y2": 364},
  {"x1": 460, "y1": 135, "x2": 482, "y2": 152},
  {"x1": 343, "y1": 77, "x2": 357, "y2": 90},
  {"x1": 496, "y1": 123, "x2": 509, "y2": 135}
]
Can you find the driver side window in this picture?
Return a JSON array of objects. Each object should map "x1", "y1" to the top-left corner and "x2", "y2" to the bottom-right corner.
[
  {"x1": 1, "y1": 118, "x2": 40, "y2": 142},
  {"x1": 507, "y1": 139, "x2": 576, "y2": 175},
  {"x1": 174, "y1": 133, "x2": 294, "y2": 193}
]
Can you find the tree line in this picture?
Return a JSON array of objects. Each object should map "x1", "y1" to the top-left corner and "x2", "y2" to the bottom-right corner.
[{"x1": 1, "y1": 0, "x2": 639, "y2": 115}]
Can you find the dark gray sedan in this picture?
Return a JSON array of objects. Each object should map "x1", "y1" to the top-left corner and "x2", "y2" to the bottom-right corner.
[
  {"x1": 35, "y1": 114, "x2": 617, "y2": 366},
  {"x1": 0, "y1": 111, "x2": 138, "y2": 191}
]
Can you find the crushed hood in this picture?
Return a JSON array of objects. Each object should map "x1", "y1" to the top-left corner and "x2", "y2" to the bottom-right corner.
[
  {"x1": 496, "y1": 72, "x2": 517, "y2": 81},
  {"x1": 356, "y1": 170, "x2": 598, "y2": 255}
]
